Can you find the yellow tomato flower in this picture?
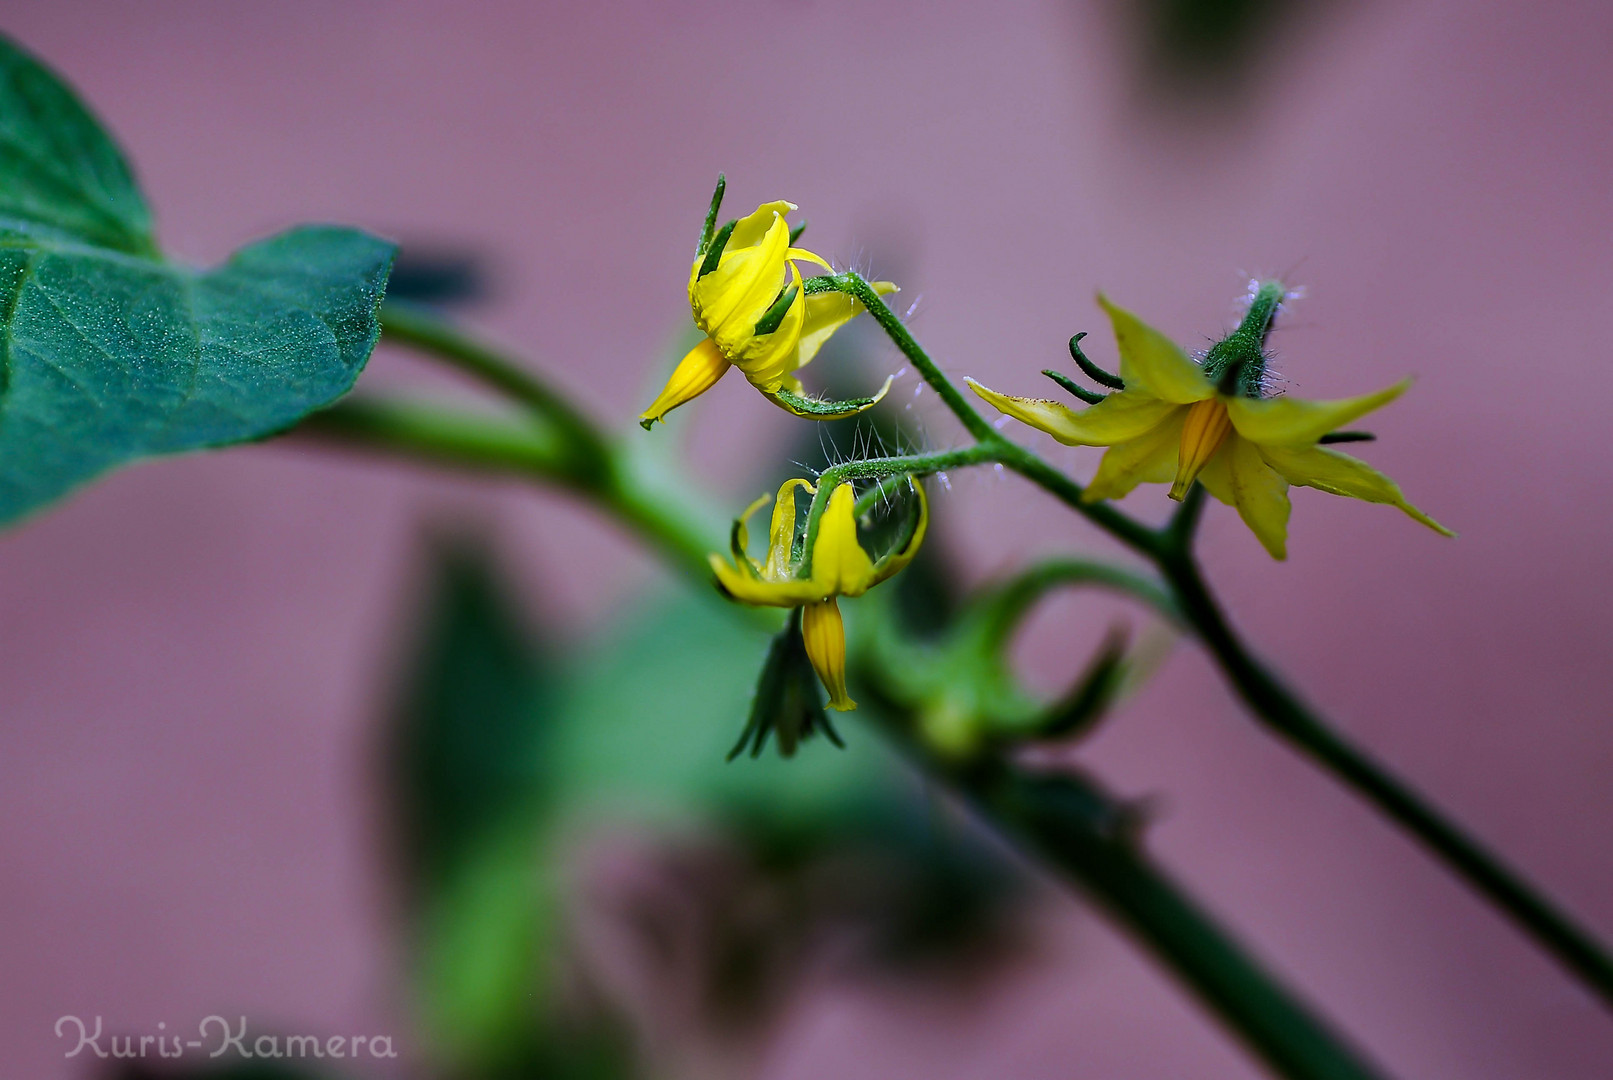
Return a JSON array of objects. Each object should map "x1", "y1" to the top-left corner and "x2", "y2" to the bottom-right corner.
[
  {"x1": 967, "y1": 295, "x2": 1452, "y2": 560},
  {"x1": 640, "y1": 195, "x2": 898, "y2": 427},
  {"x1": 711, "y1": 478, "x2": 928, "y2": 709}
]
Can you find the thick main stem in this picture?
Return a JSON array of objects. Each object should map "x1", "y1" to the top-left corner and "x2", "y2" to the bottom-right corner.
[
  {"x1": 949, "y1": 758, "x2": 1390, "y2": 1080},
  {"x1": 1159, "y1": 544, "x2": 1613, "y2": 1001}
]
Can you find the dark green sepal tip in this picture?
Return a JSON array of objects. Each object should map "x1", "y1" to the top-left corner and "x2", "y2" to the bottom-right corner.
[
  {"x1": 1043, "y1": 368, "x2": 1106, "y2": 405},
  {"x1": 1319, "y1": 430, "x2": 1376, "y2": 444},
  {"x1": 698, "y1": 219, "x2": 736, "y2": 279},
  {"x1": 698, "y1": 173, "x2": 726, "y2": 256},
  {"x1": 753, "y1": 284, "x2": 799, "y2": 336},
  {"x1": 788, "y1": 219, "x2": 807, "y2": 245},
  {"x1": 638, "y1": 417, "x2": 655, "y2": 432},
  {"x1": 729, "y1": 513, "x2": 752, "y2": 564},
  {"x1": 728, "y1": 608, "x2": 840, "y2": 761},
  {"x1": 1069, "y1": 331, "x2": 1125, "y2": 389}
]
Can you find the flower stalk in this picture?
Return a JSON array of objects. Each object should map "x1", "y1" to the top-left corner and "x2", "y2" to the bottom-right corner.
[{"x1": 289, "y1": 273, "x2": 1613, "y2": 1079}]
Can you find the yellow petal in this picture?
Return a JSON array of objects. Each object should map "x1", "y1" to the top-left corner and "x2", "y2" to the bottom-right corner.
[
  {"x1": 786, "y1": 246, "x2": 835, "y2": 275},
  {"x1": 1082, "y1": 408, "x2": 1188, "y2": 502},
  {"x1": 764, "y1": 477, "x2": 816, "y2": 577},
  {"x1": 1201, "y1": 435, "x2": 1291, "y2": 559},
  {"x1": 734, "y1": 262, "x2": 807, "y2": 389},
  {"x1": 685, "y1": 201, "x2": 796, "y2": 308},
  {"x1": 639, "y1": 337, "x2": 730, "y2": 427},
  {"x1": 966, "y1": 379, "x2": 1178, "y2": 446},
  {"x1": 1097, "y1": 295, "x2": 1215, "y2": 405},
  {"x1": 709, "y1": 553, "x2": 828, "y2": 607},
  {"x1": 694, "y1": 214, "x2": 792, "y2": 341},
  {"x1": 801, "y1": 598, "x2": 855, "y2": 711},
  {"x1": 867, "y1": 480, "x2": 929, "y2": 588},
  {"x1": 808, "y1": 483, "x2": 878, "y2": 596},
  {"x1": 729, "y1": 200, "x2": 797, "y2": 249},
  {"x1": 1258, "y1": 444, "x2": 1454, "y2": 536},
  {"x1": 796, "y1": 280, "x2": 897, "y2": 368},
  {"x1": 1225, "y1": 379, "x2": 1410, "y2": 448}
]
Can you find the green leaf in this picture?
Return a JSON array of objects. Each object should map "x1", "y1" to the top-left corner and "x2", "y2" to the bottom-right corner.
[
  {"x1": 0, "y1": 35, "x2": 395, "y2": 525},
  {"x1": 0, "y1": 35, "x2": 152, "y2": 255}
]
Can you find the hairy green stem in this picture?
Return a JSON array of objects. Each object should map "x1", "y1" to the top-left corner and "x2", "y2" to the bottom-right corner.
[
  {"x1": 1159, "y1": 543, "x2": 1613, "y2": 1001},
  {"x1": 973, "y1": 764, "x2": 1389, "y2": 1080},
  {"x1": 810, "y1": 273, "x2": 1163, "y2": 556},
  {"x1": 799, "y1": 445, "x2": 996, "y2": 573},
  {"x1": 823, "y1": 272, "x2": 998, "y2": 442}
]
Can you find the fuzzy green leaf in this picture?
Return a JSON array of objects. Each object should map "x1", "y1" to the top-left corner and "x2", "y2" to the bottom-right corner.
[{"x1": 0, "y1": 35, "x2": 394, "y2": 526}]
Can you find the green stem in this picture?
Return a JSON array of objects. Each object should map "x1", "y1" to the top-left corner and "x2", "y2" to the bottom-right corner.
[
  {"x1": 799, "y1": 445, "x2": 996, "y2": 575},
  {"x1": 824, "y1": 272, "x2": 998, "y2": 442},
  {"x1": 988, "y1": 438, "x2": 1165, "y2": 556},
  {"x1": 1159, "y1": 544, "x2": 1613, "y2": 1002},
  {"x1": 857, "y1": 698, "x2": 1391, "y2": 1080},
  {"x1": 381, "y1": 303, "x2": 612, "y2": 478},
  {"x1": 981, "y1": 766, "x2": 1389, "y2": 1080},
  {"x1": 826, "y1": 275, "x2": 1613, "y2": 1006},
  {"x1": 297, "y1": 399, "x2": 713, "y2": 584}
]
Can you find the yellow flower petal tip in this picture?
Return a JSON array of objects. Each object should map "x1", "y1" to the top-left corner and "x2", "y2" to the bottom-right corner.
[
  {"x1": 640, "y1": 337, "x2": 730, "y2": 428},
  {"x1": 802, "y1": 599, "x2": 855, "y2": 711}
]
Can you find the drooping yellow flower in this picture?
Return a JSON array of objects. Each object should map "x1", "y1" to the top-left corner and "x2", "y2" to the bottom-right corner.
[
  {"x1": 711, "y1": 478, "x2": 928, "y2": 709},
  {"x1": 967, "y1": 294, "x2": 1452, "y2": 560},
  {"x1": 640, "y1": 194, "x2": 898, "y2": 427}
]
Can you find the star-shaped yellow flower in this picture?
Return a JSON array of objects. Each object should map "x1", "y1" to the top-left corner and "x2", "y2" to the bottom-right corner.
[
  {"x1": 711, "y1": 477, "x2": 928, "y2": 709},
  {"x1": 640, "y1": 192, "x2": 897, "y2": 428},
  {"x1": 967, "y1": 295, "x2": 1452, "y2": 559}
]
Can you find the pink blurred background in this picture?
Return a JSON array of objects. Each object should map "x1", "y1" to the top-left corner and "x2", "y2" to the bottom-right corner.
[{"x1": 1, "y1": 1, "x2": 1609, "y2": 1076}]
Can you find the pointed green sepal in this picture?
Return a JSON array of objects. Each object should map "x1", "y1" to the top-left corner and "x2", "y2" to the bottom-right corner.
[
  {"x1": 1069, "y1": 332, "x2": 1125, "y2": 389},
  {"x1": 769, "y1": 375, "x2": 894, "y2": 420},
  {"x1": 697, "y1": 173, "x2": 726, "y2": 256},
  {"x1": 1042, "y1": 368, "x2": 1107, "y2": 405},
  {"x1": 728, "y1": 609, "x2": 842, "y2": 760},
  {"x1": 698, "y1": 219, "x2": 736, "y2": 279},
  {"x1": 753, "y1": 284, "x2": 799, "y2": 336}
]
